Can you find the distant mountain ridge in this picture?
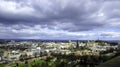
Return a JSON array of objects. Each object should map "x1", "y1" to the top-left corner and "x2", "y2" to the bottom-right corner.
[{"x1": 0, "y1": 39, "x2": 119, "y2": 43}]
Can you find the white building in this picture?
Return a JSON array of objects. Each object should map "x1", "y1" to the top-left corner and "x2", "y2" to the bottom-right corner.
[
  {"x1": 24, "y1": 47, "x2": 42, "y2": 57},
  {"x1": 8, "y1": 50, "x2": 21, "y2": 61}
]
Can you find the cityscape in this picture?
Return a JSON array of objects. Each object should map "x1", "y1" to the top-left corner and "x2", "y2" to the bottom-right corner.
[
  {"x1": 0, "y1": 39, "x2": 120, "y2": 67},
  {"x1": 0, "y1": 0, "x2": 120, "y2": 67}
]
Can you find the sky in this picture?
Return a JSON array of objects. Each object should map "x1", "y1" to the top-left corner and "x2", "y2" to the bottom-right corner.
[{"x1": 0, "y1": 0, "x2": 120, "y2": 40}]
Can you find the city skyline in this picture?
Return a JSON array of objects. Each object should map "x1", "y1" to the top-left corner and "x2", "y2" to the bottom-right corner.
[{"x1": 0, "y1": 0, "x2": 120, "y2": 40}]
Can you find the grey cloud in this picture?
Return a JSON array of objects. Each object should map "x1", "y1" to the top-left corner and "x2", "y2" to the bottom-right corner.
[
  {"x1": 0, "y1": 0, "x2": 103, "y2": 31},
  {"x1": 0, "y1": 0, "x2": 120, "y2": 39},
  {"x1": 100, "y1": 33, "x2": 112, "y2": 37}
]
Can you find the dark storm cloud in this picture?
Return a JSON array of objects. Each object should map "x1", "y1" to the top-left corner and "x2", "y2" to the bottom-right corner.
[
  {"x1": 0, "y1": 0, "x2": 120, "y2": 39},
  {"x1": 0, "y1": 0, "x2": 104, "y2": 31}
]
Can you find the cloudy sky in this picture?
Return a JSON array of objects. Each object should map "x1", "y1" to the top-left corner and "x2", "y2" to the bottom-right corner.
[{"x1": 0, "y1": 0, "x2": 120, "y2": 40}]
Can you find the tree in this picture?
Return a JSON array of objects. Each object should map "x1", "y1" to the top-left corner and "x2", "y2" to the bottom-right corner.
[
  {"x1": 76, "y1": 40, "x2": 79, "y2": 49},
  {"x1": 16, "y1": 63, "x2": 19, "y2": 66},
  {"x1": 118, "y1": 43, "x2": 120, "y2": 50},
  {"x1": 19, "y1": 53, "x2": 28, "y2": 61}
]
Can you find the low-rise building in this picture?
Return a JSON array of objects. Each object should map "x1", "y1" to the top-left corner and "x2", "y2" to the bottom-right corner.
[
  {"x1": 8, "y1": 50, "x2": 21, "y2": 61},
  {"x1": 0, "y1": 52, "x2": 3, "y2": 61}
]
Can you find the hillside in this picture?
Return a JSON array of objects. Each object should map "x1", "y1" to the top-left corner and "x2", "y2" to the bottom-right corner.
[{"x1": 98, "y1": 56, "x2": 120, "y2": 67}]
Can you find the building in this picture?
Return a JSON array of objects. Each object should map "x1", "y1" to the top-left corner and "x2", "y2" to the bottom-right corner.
[
  {"x1": 0, "y1": 51, "x2": 4, "y2": 61},
  {"x1": 8, "y1": 50, "x2": 21, "y2": 61}
]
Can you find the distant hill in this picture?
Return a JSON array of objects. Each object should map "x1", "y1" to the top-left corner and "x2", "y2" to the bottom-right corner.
[{"x1": 0, "y1": 39, "x2": 119, "y2": 43}]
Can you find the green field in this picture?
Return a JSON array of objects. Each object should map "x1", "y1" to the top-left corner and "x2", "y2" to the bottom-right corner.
[
  {"x1": 98, "y1": 56, "x2": 120, "y2": 67},
  {"x1": 104, "y1": 56, "x2": 120, "y2": 64},
  {"x1": 0, "y1": 64, "x2": 5, "y2": 67},
  {"x1": 1, "y1": 56, "x2": 66, "y2": 67}
]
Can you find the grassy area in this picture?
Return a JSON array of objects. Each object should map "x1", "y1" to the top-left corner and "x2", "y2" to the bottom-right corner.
[
  {"x1": 98, "y1": 56, "x2": 120, "y2": 67},
  {"x1": 103, "y1": 56, "x2": 120, "y2": 64},
  {"x1": 0, "y1": 64, "x2": 5, "y2": 67},
  {"x1": 13, "y1": 60, "x2": 45, "y2": 67},
  {"x1": 9, "y1": 56, "x2": 57, "y2": 67}
]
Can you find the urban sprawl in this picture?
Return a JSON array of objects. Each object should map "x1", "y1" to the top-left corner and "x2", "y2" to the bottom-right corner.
[{"x1": 0, "y1": 40, "x2": 120, "y2": 67}]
